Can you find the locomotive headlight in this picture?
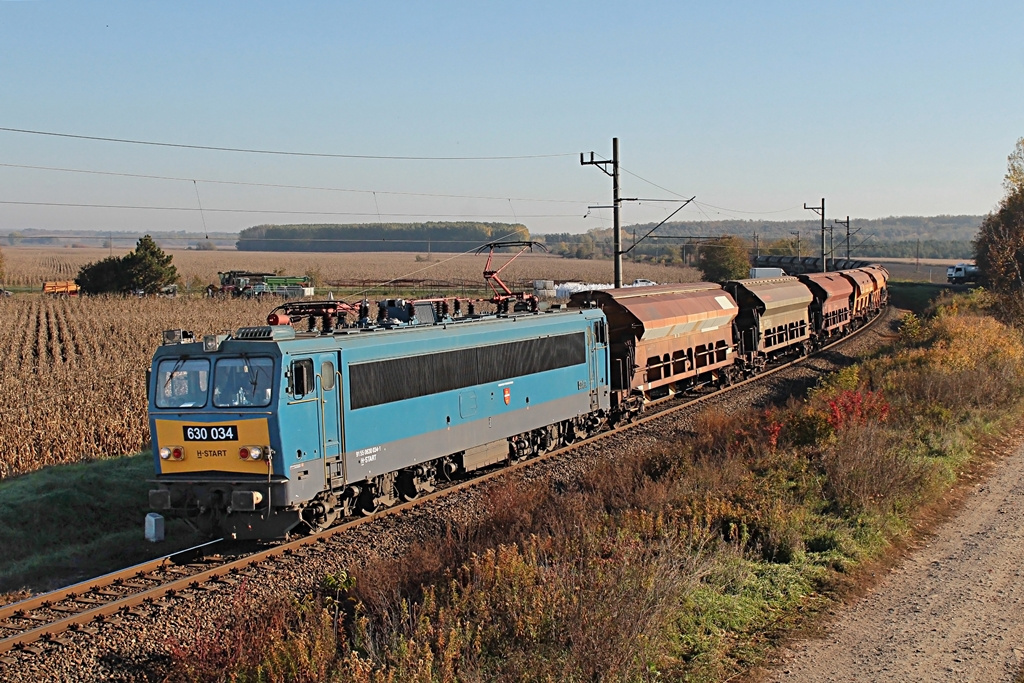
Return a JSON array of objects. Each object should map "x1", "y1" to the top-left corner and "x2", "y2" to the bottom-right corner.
[
  {"x1": 239, "y1": 446, "x2": 263, "y2": 460},
  {"x1": 159, "y1": 447, "x2": 171, "y2": 460}
]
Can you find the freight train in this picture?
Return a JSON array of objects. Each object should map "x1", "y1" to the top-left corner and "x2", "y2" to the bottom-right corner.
[{"x1": 147, "y1": 266, "x2": 888, "y2": 540}]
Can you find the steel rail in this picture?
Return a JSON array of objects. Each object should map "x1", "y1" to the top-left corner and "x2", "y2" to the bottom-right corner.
[{"x1": 0, "y1": 307, "x2": 889, "y2": 658}]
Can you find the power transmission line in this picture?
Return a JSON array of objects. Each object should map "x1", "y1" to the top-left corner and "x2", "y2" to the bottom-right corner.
[
  {"x1": 0, "y1": 199, "x2": 577, "y2": 219},
  {"x1": 0, "y1": 126, "x2": 575, "y2": 161},
  {"x1": 0, "y1": 162, "x2": 587, "y2": 204}
]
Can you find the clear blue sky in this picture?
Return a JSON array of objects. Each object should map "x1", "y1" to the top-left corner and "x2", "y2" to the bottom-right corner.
[{"x1": 1, "y1": 0, "x2": 1022, "y2": 235}]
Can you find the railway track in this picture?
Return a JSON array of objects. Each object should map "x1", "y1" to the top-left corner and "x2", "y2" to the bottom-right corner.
[{"x1": 0, "y1": 309, "x2": 892, "y2": 663}]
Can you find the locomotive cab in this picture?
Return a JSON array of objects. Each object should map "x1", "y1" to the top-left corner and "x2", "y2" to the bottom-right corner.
[{"x1": 148, "y1": 327, "x2": 315, "y2": 539}]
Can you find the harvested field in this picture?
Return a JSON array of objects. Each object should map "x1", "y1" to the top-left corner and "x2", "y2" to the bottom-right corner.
[{"x1": 1, "y1": 246, "x2": 700, "y2": 291}]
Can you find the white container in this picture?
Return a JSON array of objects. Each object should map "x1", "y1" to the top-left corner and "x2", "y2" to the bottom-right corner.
[
  {"x1": 750, "y1": 268, "x2": 785, "y2": 279},
  {"x1": 145, "y1": 512, "x2": 165, "y2": 543}
]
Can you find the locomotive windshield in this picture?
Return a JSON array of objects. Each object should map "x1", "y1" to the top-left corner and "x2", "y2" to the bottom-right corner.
[
  {"x1": 155, "y1": 358, "x2": 210, "y2": 408},
  {"x1": 213, "y1": 357, "x2": 274, "y2": 407}
]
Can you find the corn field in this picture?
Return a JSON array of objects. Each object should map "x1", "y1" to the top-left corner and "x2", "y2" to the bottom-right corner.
[{"x1": 0, "y1": 296, "x2": 269, "y2": 479}]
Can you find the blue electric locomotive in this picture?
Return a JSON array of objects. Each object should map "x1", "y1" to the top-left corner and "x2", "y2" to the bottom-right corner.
[{"x1": 148, "y1": 305, "x2": 610, "y2": 539}]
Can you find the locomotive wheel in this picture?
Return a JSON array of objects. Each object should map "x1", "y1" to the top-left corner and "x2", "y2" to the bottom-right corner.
[
  {"x1": 573, "y1": 420, "x2": 589, "y2": 442},
  {"x1": 307, "y1": 493, "x2": 340, "y2": 532},
  {"x1": 397, "y1": 467, "x2": 435, "y2": 503},
  {"x1": 358, "y1": 474, "x2": 397, "y2": 515},
  {"x1": 358, "y1": 498, "x2": 381, "y2": 516}
]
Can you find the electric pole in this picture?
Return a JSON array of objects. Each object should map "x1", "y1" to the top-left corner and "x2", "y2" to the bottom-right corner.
[
  {"x1": 833, "y1": 216, "x2": 850, "y2": 260},
  {"x1": 791, "y1": 231, "x2": 800, "y2": 259},
  {"x1": 804, "y1": 198, "x2": 826, "y2": 272},
  {"x1": 581, "y1": 137, "x2": 622, "y2": 288}
]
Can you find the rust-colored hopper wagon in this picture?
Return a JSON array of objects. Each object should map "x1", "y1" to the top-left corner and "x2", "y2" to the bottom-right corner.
[
  {"x1": 860, "y1": 265, "x2": 890, "y2": 312},
  {"x1": 798, "y1": 272, "x2": 855, "y2": 345},
  {"x1": 837, "y1": 269, "x2": 876, "y2": 324},
  {"x1": 570, "y1": 283, "x2": 739, "y2": 423}
]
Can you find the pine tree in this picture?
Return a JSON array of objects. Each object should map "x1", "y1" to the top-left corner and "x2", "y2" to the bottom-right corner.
[{"x1": 123, "y1": 235, "x2": 178, "y2": 294}]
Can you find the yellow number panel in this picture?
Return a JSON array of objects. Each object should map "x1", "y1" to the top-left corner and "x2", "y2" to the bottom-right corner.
[{"x1": 155, "y1": 418, "x2": 272, "y2": 475}]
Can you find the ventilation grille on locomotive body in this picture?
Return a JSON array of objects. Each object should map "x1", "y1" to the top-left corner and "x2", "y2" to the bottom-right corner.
[{"x1": 349, "y1": 332, "x2": 587, "y2": 409}]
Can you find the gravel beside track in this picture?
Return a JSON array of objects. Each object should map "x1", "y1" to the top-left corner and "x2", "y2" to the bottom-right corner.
[{"x1": 0, "y1": 308, "x2": 900, "y2": 682}]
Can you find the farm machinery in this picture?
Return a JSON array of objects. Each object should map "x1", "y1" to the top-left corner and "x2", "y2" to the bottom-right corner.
[{"x1": 213, "y1": 271, "x2": 315, "y2": 298}]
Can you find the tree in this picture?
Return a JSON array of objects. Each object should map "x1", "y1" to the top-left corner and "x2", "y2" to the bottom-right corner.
[
  {"x1": 696, "y1": 235, "x2": 751, "y2": 282},
  {"x1": 1006, "y1": 137, "x2": 1024, "y2": 197},
  {"x1": 975, "y1": 138, "x2": 1024, "y2": 323},
  {"x1": 124, "y1": 235, "x2": 178, "y2": 294},
  {"x1": 76, "y1": 235, "x2": 178, "y2": 294},
  {"x1": 974, "y1": 187, "x2": 1024, "y2": 321},
  {"x1": 0, "y1": 246, "x2": 5, "y2": 284},
  {"x1": 75, "y1": 255, "x2": 125, "y2": 294}
]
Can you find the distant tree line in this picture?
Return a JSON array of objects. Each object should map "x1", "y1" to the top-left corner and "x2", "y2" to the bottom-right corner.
[
  {"x1": 538, "y1": 230, "x2": 977, "y2": 263},
  {"x1": 236, "y1": 222, "x2": 530, "y2": 252},
  {"x1": 855, "y1": 240, "x2": 974, "y2": 259},
  {"x1": 617, "y1": 215, "x2": 982, "y2": 243}
]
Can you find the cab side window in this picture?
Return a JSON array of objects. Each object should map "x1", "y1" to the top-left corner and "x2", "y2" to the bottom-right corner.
[{"x1": 290, "y1": 359, "x2": 315, "y2": 397}]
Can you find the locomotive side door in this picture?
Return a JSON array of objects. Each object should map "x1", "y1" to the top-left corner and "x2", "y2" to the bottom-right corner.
[
  {"x1": 286, "y1": 356, "x2": 326, "y2": 501},
  {"x1": 318, "y1": 353, "x2": 343, "y2": 488},
  {"x1": 589, "y1": 319, "x2": 608, "y2": 409},
  {"x1": 318, "y1": 353, "x2": 341, "y2": 461}
]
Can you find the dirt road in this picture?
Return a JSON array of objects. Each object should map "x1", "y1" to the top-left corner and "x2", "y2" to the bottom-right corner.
[{"x1": 766, "y1": 427, "x2": 1024, "y2": 682}]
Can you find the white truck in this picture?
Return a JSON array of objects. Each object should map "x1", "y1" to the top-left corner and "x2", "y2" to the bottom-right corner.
[{"x1": 947, "y1": 263, "x2": 979, "y2": 285}]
